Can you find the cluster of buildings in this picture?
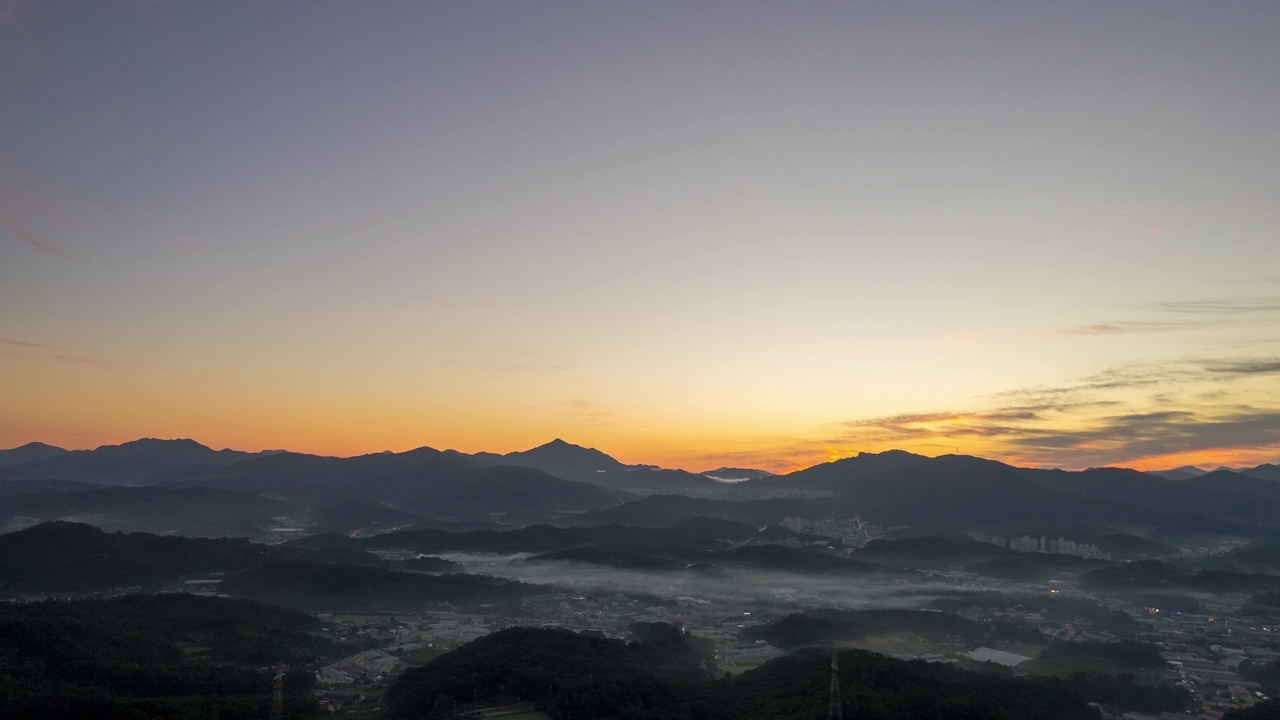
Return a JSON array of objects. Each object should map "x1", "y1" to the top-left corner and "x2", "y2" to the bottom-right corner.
[
  {"x1": 317, "y1": 649, "x2": 407, "y2": 684},
  {"x1": 983, "y1": 535, "x2": 1112, "y2": 560},
  {"x1": 780, "y1": 516, "x2": 876, "y2": 547}
]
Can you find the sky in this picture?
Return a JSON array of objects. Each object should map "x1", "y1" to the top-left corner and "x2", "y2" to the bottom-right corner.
[{"x1": 1, "y1": 1, "x2": 1278, "y2": 473}]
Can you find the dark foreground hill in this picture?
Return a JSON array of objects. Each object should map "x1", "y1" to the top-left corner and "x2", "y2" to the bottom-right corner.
[
  {"x1": 0, "y1": 521, "x2": 299, "y2": 593},
  {"x1": 384, "y1": 625, "x2": 1098, "y2": 720},
  {"x1": 740, "y1": 608, "x2": 993, "y2": 650},
  {"x1": 0, "y1": 594, "x2": 334, "y2": 720}
]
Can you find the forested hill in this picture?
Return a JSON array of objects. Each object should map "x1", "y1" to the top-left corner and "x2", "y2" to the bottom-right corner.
[
  {"x1": 384, "y1": 625, "x2": 1097, "y2": 720},
  {"x1": 0, "y1": 594, "x2": 335, "y2": 719},
  {"x1": 0, "y1": 520, "x2": 297, "y2": 592},
  {"x1": 0, "y1": 521, "x2": 543, "y2": 611}
]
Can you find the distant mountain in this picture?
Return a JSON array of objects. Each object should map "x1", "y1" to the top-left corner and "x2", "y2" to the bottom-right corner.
[
  {"x1": 736, "y1": 450, "x2": 1280, "y2": 531},
  {"x1": 0, "y1": 438, "x2": 281, "y2": 484},
  {"x1": 0, "y1": 441, "x2": 67, "y2": 467},
  {"x1": 1027, "y1": 466, "x2": 1280, "y2": 527},
  {"x1": 160, "y1": 447, "x2": 630, "y2": 522},
  {"x1": 155, "y1": 445, "x2": 477, "y2": 499},
  {"x1": 0, "y1": 484, "x2": 290, "y2": 537},
  {"x1": 472, "y1": 438, "x2": 630, "y2": 482},
  {"x1": 1241, "y1": 464, "x2": 1280, "y2": 483},
  {"x1": 8, "y1": 438, "x2": 1279, "y2": 538},
  {"x1": 756, "y1": 451, "x2": 1074, "y2": 527},
  {"x1": 700, "y1": 467, "x2": 774, "y2": 481},
  {"x1": 1146, "y1": 465, "x2": 1206, "y2": 481},
  {"x1": 587, "y1": 467, "x2": 724, "y2": 492},
  {"x1": 0, "y1": 440, "x2": 639, "y2": 534},
  {"x1": 1188, "y1": 469, "x2": 1280, "y2": 499}
]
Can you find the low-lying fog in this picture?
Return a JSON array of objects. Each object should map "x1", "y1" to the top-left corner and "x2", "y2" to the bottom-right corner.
[{"x1": 432, "y1": 552, "x2": 1004, "y2": 609}]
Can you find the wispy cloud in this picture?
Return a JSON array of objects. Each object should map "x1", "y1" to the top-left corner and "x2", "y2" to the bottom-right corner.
[
  {"x1": 743, "y1": 352, "x2": 1280, "y2": 471},
  {"x1": 0, "y1": 337, "x2": 198, "y2": 377},
  {"x1": 49, "y1": 354, "x2": 121, "y2": 368},
  {"x1": 1205, "y1": 360, "x2": 1280, "y2": 375},
  {"x1": 1158, "y1": 297, "x2": 1280, "y2": 315},
  {"x1": 0, "y1": 337, "x2": 42, "y2": 348},
  {"x1": 1039, "y1": 296, "x2": 1280, "y2": 340},
  {"x1": 558, "y1": 397, "x2": 638, "y2": 427},
  {"x1": 1040, "y1": 321, "x2": 1187, "y2": 336},
  {"x1": 0, "y1": 193, "x2": 79, "y2": 256}
]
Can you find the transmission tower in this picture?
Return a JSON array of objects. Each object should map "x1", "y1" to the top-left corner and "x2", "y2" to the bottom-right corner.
[
  {"x1": 827, "y1": 651, "x2": 842, "y2": 720},
  {"x1": 270, "y1": 661, "x2": 286, "y2": 720}
]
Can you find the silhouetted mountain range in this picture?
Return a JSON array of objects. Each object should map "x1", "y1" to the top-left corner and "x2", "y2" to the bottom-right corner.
[
  {"x1": 1241, "y1": 464, "x2": 1280, "y2": 483},
  {"x1": 1146, "y1": 465, "x2": 1208, "y2": 481},
  {"x1": 468, "y1": 438, "x2": 630, "y2": 481},
  {"x1": 700, "y1": 466, "x2": 775, "y2": 481},
  {"x1": 0, "y1": 438, "x2": 281, "y2": 484},
  {"x1": 0, "y1": 441, "x2": 68, "y2": 467},
  {"x1": 3, "y1": 438, "x2": 1280, "y2": 540}
]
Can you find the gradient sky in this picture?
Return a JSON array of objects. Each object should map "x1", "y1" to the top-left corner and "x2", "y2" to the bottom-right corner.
[{"x1": 2, "y1": 1, "x2": 1278, "y2": 472}]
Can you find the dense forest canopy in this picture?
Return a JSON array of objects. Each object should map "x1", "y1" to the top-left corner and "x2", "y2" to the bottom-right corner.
[{"x1": 0, "y1": 594, "x2": 336, "y2": 719}]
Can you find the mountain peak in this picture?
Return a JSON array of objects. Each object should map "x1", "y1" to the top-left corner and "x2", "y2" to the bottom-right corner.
[
  {"x1": 0, "y1": 441, "x2": 70, "y2": 468},
  {"x1": 10, "y1": 441, "x2": 64, "y2": 451},
  {"x1": 489, "y1": 439, "x2": 630, "y2": 482},
  {"x1": 103, "y1": 438, "x2": 214, "y2": 452}
]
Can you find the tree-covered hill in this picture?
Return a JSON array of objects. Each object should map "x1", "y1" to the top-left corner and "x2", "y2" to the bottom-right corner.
[
  {"x1": 385, "y1": 623, "x2": 721, "y2": 720},
  {"x1": 0, "y1": 521, "x2": 301, "y2": 593},
  {"x1": 0, "y1": 594, "x2": 335, "y2": 719},
  {"x1": 0, "y1": 522, "x2": 545, "y2": 610},
  {"x1": 740, "y1": 608, "x2": 991, "y2": 650},
  {"x1": 385, "y1": 628, "x2": 1103, "y2": 720},
  {"x1": 736, "y1": 647, "x2": 1095, "y2": 720}
]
